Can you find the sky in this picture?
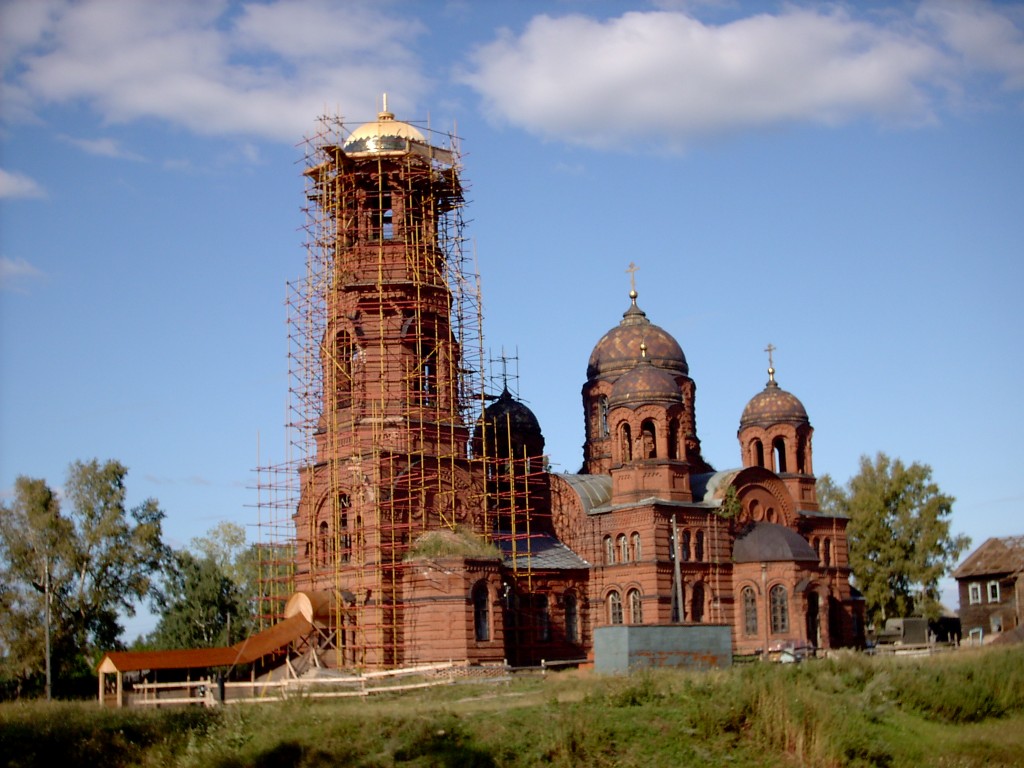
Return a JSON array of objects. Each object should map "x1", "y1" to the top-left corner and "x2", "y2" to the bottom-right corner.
[{"x1": 2, "y1": 0, "x2": 1023, "y2": 636}]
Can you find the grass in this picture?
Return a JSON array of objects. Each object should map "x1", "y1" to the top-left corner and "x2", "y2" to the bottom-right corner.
[{"x1": 2, "y1": 646, "x2": 1023, "y2": 767}]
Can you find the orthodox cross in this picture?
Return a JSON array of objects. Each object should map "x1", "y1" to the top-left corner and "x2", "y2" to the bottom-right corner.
[
  {"x1": 626, "y1": 262, "x2": 639, "y2": 294},
  {"x1": 764, "y1": 343, "x2": 776, "y2": 382}
]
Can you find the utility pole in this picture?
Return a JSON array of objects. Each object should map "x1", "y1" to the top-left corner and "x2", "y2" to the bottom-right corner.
[{"x1": 44, "y1": 554, "x2": 52, "y2": 701}]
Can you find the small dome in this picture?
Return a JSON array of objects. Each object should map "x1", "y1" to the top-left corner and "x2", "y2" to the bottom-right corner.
[
  {"x1": 474, "y1": 387, "x2": 544, "y2": 458},
  {"x1": 608, "y1": 360, "x2": 681, "y2": 408},
  {"x1": 344, "y1": 106, "x2": 426, "y2": 155},
  {"x1": 588, "y1": 295, "x2": 688, "y2": 380},
  {"x1": 733, "y1": 523, "x2": 818, "y2": 563},
  {"x1": 740, "y1": 379, "x2": 809, "y2": 429}
]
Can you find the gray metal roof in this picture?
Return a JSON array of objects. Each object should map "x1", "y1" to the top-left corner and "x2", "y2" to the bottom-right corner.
[
  {"x1": 497, "y1": 533, "x2": 590, "y2": 570},
  {"x1": 557, "y1": 473, "x2": 612, "y2": 514},
  {"x1": 733, "y1": 522, "x2": 819, "y2": 563}
]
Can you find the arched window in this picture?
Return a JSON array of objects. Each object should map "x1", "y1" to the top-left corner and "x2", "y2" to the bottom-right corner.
[
  {"x1": 630, "y1": 532, "x2": 642, "y2": 562},
  {"x1": 564, "y1": 591, "x2": 579, "y2": 644},
  {"x1": 472, "y1": 581, "x2": 490, "y2": 642},
  {"x1": 640, "y1": 419, "x2": 657, "y2": 458},
  {"x1": 773, "y1": 437, "x2": 787, "y2": 473},
  {"x1": 608, "y1": 591, "x2": 623, "y2": 625},
  {"x1": 338, "y1": 494, "x2": 352, "y2": 564},
  {"x1": 754, "y1": 439, "x2": 765, "y2": 468},
  {"x1": 694, "y1": 530, "x2": 705, "y2": 562},
  {"x1": 628, "y1": 589, "x2": 643, "y2": 624},
  {"x1": 823, "y1": 538, "x2": 831, "y2": 567},
  {"x1": 604, "y1": 535, "x2": 614, "y2": 565},
  {"x1": 318, "y1": 520, "x2": 330, "y2": 567},
  {"x1": 599, "y1": 396, "x2": 610, "y2": 437},
  {"x1": 668, "y1": 419, "x2": 680, "y2": 460},
  {"x1": 743, "y1": 587, "x2": 758, "y2": 636},
  {"x1": 620, "y1": 423, "x2": 632, "y2": 462},
  {"x1": 770, "y1": 585, "x2": 789, "y2": 634},
  {"x1": 536, "y1": 594, "x2": 551, "y2": 642},
  {"x1": 691, "y1": 582, "x2": 705, "y2": 623},
  {"x1": 617, "y1": 534, "x2": 629, "y2": 563}
]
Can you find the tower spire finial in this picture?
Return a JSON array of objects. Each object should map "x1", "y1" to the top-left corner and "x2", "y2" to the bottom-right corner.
[
  {"x1": 626, "y1": 262, "x2": 639, "y2": 304},
  {"x1": 764, "y1": 343, "x2": 776, "y2": 383}
]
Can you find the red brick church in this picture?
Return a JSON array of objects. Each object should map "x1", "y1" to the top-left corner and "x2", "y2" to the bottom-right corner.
[{"x1": 269, "y1": 103, "x2": 864, "y2": 669}]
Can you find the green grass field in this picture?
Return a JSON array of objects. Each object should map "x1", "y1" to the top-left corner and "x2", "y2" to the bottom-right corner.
[{"x1": 2, "y1": 646, "x2": 1022, "y2": 767}]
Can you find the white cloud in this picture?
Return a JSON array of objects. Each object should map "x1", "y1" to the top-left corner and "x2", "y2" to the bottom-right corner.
[
  {"x1": 4, "y1": 0, "x2": 430, "y2": 142},
  {"x1": 460, "y1": 4, "x2": 1024, "y2": 150},
  {"x1": 919, "y1": 0, "x2": 1024, "y2": 91},
  {"x1": 0, "y1": 168, "x2": 46, "y2": 199},
  {"x1": 0, "y1": 256, "x2": 45, "y2": 294},
  {"x1": 60, "y1": 135, "x2": 144, "y2": 160}
]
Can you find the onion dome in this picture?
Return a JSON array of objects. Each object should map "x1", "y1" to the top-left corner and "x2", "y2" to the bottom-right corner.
[
  {"x1": 343, "y1": 96, "x2": 427, "y2": 155},
  {"x1": 733, "y1": 523, "x2": 819, "y2": 563},
  {"x1": 608, "y1": 352, "x2": 681, "y2": 408},
  {"x1": 740, "y1": 367, "x2": 809, "y2": 429},
  {"x1": 588, "y1": 290, "x2": 688, "y2": 380},
  {"x1": 474, "y1": 387, "x2": 544, "y2": 459}
]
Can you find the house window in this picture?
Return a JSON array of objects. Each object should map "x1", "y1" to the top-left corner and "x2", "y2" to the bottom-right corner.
[
  {"x1": 564, "y1": 591, "x2": 579, "y2": 644},
  {"x1": 968, "y1": 583, "x2": 982, "y2": 604},
  {"x1": 472, "y1": 581, "x2": 490, "y2": 642},
  {"x1": 608, "y1": 590, "x2": 623, "y2": 625},
  {"x1": 770, "y1": 585, "x2": 789, "y2": 634},
  {"x1": 988, "y1": 581, "x2": 1001, "y2": 603},
  {"x1": 743, "y1": 587, "x2": 758, "y2": 636},
  {"x1": 628, "y1": 589, "x2": 643, "y2": 624},
  {"x1": 618, "y1": 534, "x2": 629, "y2": 563}
]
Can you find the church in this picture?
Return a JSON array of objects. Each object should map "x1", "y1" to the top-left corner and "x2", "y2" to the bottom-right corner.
[{"x1": 268, "y1": 102, "x2": 865, "y2": 669}]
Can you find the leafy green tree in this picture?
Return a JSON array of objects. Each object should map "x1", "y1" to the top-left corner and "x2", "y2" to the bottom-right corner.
[
  {"x1": 819, "y1": 452, "x2": 969, "y2": 625},
  {"x1": 0, "y1": 460, "x2": 166, "y2": 695},
  {"x1": 150, "y1": 551, "x2": 247, "y2": 649}
]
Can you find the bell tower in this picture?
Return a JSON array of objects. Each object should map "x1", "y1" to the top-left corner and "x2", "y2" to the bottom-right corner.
[{"x1": 290, "y1": 100, "x2": 482, "y2": 666}]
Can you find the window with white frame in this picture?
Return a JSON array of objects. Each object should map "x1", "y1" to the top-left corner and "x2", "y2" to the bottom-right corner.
[
  {"x1": 968, "y1": 583, "x2": 982, "y2": 604},
  {"x1": 988, "y1": 580, "x2": 1001, "y2": 603}
]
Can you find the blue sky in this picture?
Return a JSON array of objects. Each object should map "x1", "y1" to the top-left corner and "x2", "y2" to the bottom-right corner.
[{"x1": 2, "y1": 0, "x2": 1022, "y2": 634}]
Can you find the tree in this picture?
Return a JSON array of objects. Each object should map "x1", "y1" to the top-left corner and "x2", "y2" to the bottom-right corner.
[
  {"x1": 819, "y1": 452, "x2": 969, "y2": 625},
  {"x1": 0, "y1": 460, "x2": 167, "y2": 695},
  {"x1": 150, "y1": 551, "x2": 247, "y2": 649}
]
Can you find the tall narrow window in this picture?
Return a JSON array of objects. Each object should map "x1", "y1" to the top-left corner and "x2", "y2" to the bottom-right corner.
[
  {"x1": 599, "y1": 396, "x2": 609, "y2": 437},
  {"x1": 773, "y1": 437, "x2": 787, "y2": 472},
  {"x1": 604, "y1": 535, "x2": 614, "y2": 565},
  {"x1": 318, "y1": 520, "x2": 329, "y2": 567},
  {"x1": 564, "y1": 591, "x2": 579, "y2": 644},
  {"x1": 628, "y1": 589, "x2": 643, "y2": 624},
  {"x1": 668, "y1": 419, "x2": 680, "y2": 459},
  {"x1": 770, "y1": 585, "x2": 789, "y2": 634},
  {"x1": 968, "y1": 583, "x2": 982, "y2": 604},
  {"x1": 822, "y1": 538, "x2": 831, "y2": 567},
  {"x1": 472, "y1": 581, "x2": 490, "y2": 642},
  {"x1": 681, "y1": 530, "x2": 691, "y2": 562},
  {"x1": 694, "y1": 530, "x2": 705, "y2": 562},
  {"x1": 608, "y1": 591, "x2": 623, "y2": 625},
  {"x1": 617, "y1": 533, "x2": 628, "y2": 563},
  {"x1": 620, "y1": 423, "x2": 632, "y2": 462},
  {"x1": 537, "y1": 594, "x2": 551, "y2": 642},
  {"x1": 691, "y1": 582, "x2": 705, "y2": 623},
  {"x1": 640, "y1": 419, "x2": 657, "y2": 458},
  {"x1": 754, "y1": 439, "x2": 765, "y2": 467},
  {"x1": 630, "y1": 532, "x2": 642, "y2": 562},
  {"x1": 743, "y1": 587, "x2": 758, "y2": 636}
]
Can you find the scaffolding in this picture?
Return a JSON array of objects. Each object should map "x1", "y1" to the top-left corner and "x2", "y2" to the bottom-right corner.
[{"x1": 255, "y1": 110, "x2": 559, "y2": 668}]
